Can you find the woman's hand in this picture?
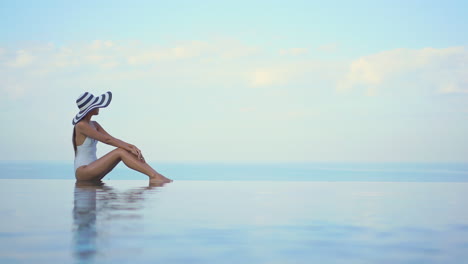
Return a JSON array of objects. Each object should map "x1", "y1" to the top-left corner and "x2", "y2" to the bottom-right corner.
[{"x1": 128, "y1": 144, "x2": 144, "y2": 161}]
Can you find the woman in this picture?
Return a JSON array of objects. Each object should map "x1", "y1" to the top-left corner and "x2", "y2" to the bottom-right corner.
[{"x1": 72, "y1": 91, "x2": 172, "y2": 183}]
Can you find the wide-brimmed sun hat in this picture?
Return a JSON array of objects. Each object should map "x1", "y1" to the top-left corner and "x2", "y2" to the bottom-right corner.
[{"x1": 72, "y1": 91, "x2": 112, "y2": 125}]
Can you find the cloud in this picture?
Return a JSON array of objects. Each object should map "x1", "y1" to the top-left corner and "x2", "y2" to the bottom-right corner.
[
  {"x1": 247, "y1": 59, "x2": 339, "y2": 88},
  {"x1": 88, "y1": 40, "x2": 115, "y2": 50},
  {"x1": 5, "y1": 50, "x2": 34, "y2": 68},
  {"x1": 127, "y1": 50, "x2": 164, "y2": 65},
  {"x1": 0, "y1": 39, "x2": 262, "y2": 101},
  {"x1": 317, "y1": 43, "x2": 338, "y2": 52},
  {"x1": 249, "y1": 67, "x2": 295, "y2": 87},
  {"x1": 439, "y1": 82, "x2": 468, "y2": 94},
  {"x1": 5, "y1": 40, "x2": 465, "y2": 107},
  {"x1": 125, "y1": 41, "x2": 214, "y2": 64},
  {"x1": 1, "y1": 39, "x2": 245, "y2": 74},
  {"x1": 126, "y1": 39, "x2": 257, "y2": 65},
  {"x1": 250, "y1": 69, "x2": 277, "y2": 87},
  {"x1": 2, "y1": 83, "x2": 26, "y2": 99},
  {"x1": 337, "y1": 46, "x2": 468, "y2": 95},
  {"x1": 3, "y1": 40, "x2": 467, "y2": 163},
  {"x1": 126, "y1": 39, "x2": 253, "y2": 66},
  {"x1": 218, "y1": 38, "x2": 258, "y2": 59},
  {"x1": 239, "y1": 106, "x2": 256, "y2": 113},
  {"x1": 238, "y1": 104, "x2": 318, "y2": 123},
  {"x1": 279, "y1": 48, "x2": 308, "y2": 56}
]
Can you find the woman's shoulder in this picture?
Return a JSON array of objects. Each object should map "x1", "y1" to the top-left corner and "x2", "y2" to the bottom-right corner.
[
  {"x1": 76, "y1": 121, "x2": 97, "y2": 131},
  {"x1": 91, "y1": 121, "x2": 101, "y2": 128}
]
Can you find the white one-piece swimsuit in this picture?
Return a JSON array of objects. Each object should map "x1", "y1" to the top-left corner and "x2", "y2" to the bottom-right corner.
[{"x1": 74, "y1": 122, "x2": 98, "y2": 172}]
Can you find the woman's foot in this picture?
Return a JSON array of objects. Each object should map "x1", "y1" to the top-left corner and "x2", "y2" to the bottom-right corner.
[{"x1": 150, "y1": 173, "x2": 173, "y2": 183}]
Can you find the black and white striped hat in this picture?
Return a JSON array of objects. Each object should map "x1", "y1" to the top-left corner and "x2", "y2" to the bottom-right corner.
[{"x1": 72, "y1": 91, "x2": 112, "y2": 125}]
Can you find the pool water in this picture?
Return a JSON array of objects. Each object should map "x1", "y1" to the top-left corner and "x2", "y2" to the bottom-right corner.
[{"x1": 1, "y1": 179, "x2": 467, "y2": 263}]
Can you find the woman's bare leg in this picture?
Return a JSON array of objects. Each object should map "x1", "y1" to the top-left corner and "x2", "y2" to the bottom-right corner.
[{"x1": 76, "y1": 148, "x2": 172, "y2": 182}]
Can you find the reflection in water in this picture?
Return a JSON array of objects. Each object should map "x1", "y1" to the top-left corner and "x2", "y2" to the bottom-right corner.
[
  {"x1": 72, "y1": 180, "x2": 166, "y2": 263},
  {"x1": 72, "y1": 181, "x2": 101, "y2": 262}
]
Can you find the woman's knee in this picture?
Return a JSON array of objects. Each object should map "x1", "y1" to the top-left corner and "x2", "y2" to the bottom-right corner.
[
  {"x1": 115, "y1": 148, "x2": 137, "y2": 161},
  {"x1": 113, "y1": 147, "x2": 128, "y2": 157}
]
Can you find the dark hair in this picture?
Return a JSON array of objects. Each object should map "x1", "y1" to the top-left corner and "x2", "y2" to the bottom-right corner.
[{"x1": 72, "y1": 126, "x2": 77, "y2": 156}]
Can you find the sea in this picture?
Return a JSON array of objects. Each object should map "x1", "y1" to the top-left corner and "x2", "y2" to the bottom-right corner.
[{"x1": 1, "y1": 161, "x2": 468, "y2": 182}]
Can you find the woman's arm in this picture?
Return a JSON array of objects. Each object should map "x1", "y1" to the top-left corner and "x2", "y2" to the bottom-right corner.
[{"x1": 76, "y1": 121, "x2": 143, "y2": 159}]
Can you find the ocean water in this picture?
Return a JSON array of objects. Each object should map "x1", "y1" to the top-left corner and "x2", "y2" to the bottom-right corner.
[
  {"x1": 1, "y1": 162, "x2": 468, "y2": 263},
  {"x1": 1, "y1": 161, "x2": 468, "y2": 181}
]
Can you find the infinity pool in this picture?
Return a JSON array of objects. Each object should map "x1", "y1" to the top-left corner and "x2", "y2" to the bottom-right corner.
[{"x1": 1, "y1": 180, "x2": 467, "y2": 263}]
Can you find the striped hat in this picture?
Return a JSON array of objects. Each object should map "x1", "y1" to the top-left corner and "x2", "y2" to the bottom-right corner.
[{"x1": 72, "y1": 91, "x2": 112, "y2": 125}]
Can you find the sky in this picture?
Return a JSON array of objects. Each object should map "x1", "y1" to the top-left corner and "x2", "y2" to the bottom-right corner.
[{"x1": 1, "y1": 0, "x2": 467, "y2": 163}]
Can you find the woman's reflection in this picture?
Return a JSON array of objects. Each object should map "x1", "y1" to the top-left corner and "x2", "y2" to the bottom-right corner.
[{"x1": 72, "y1": 180, "x2": 166, "y2": 263}]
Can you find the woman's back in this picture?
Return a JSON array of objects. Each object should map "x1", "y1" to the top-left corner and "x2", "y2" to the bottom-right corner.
[{"x1": 74, "y1": 122, "x2": 98, "y2": 171}]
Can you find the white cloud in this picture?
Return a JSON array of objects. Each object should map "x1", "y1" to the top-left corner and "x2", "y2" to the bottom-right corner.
[
  {"x1": 279, "y1": 48, "x2": 308, "y2": 56},
  {"x1": 239, "y1": 106, "x2": 256, "y2": 113},
  {"x1": 6, "y1": 50, "x2": 34, "y2": 68},
  {"x1": 171, "y1": 40, "x2": 210, "y2": 58},
  {"x1": 249, "y1": 68, "x2": 294, "y2": 87},
  {"x1": 126, "y1": 39, "x2": 258, "y2": 64},
  {"x1": 85, "y1": 54, "x2": 105, "y2": 63},
  {"x1": 317, "y1": 43, "x2": 338, "y2": 52},
  {"x1": 2, "y1": 39, "x2": 258, "y2": 73},
  {"x1": 127, "y1": 50, "x2": 164, "y2": 65},
  {"x1": 89, "y1": 40, "x2": 115, "y2": 50},
  {"x1": 218, "y1": 38, "x2": 258, "y2": 59},
  {"x1": 247, "y1": 59, "x2": 336, "y2": 88},
  {"x1": 338, "y1": 46, "x2": 468, "y2": 95},
  {"x1": 439, "y1": 82, "x2": 468, "y2": 94},
  {"x1": 2, "y1": 83, "x2": 26, "y2": 99},
  {"x1": 0, "y1": 39, "x2": 262, "y2": 101},
  {"x1": 250, "y1": 69, "x2": 277, "y2": 87},
  {"x1": 6, "y1": 40, "x2": 465, "y2": 105},
  {"x1": 126, "y1": 38, "x2": 257, "y2": 66},
  {"x1": 2, "y1": 40, "x2": 468, "y2": 163}
]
